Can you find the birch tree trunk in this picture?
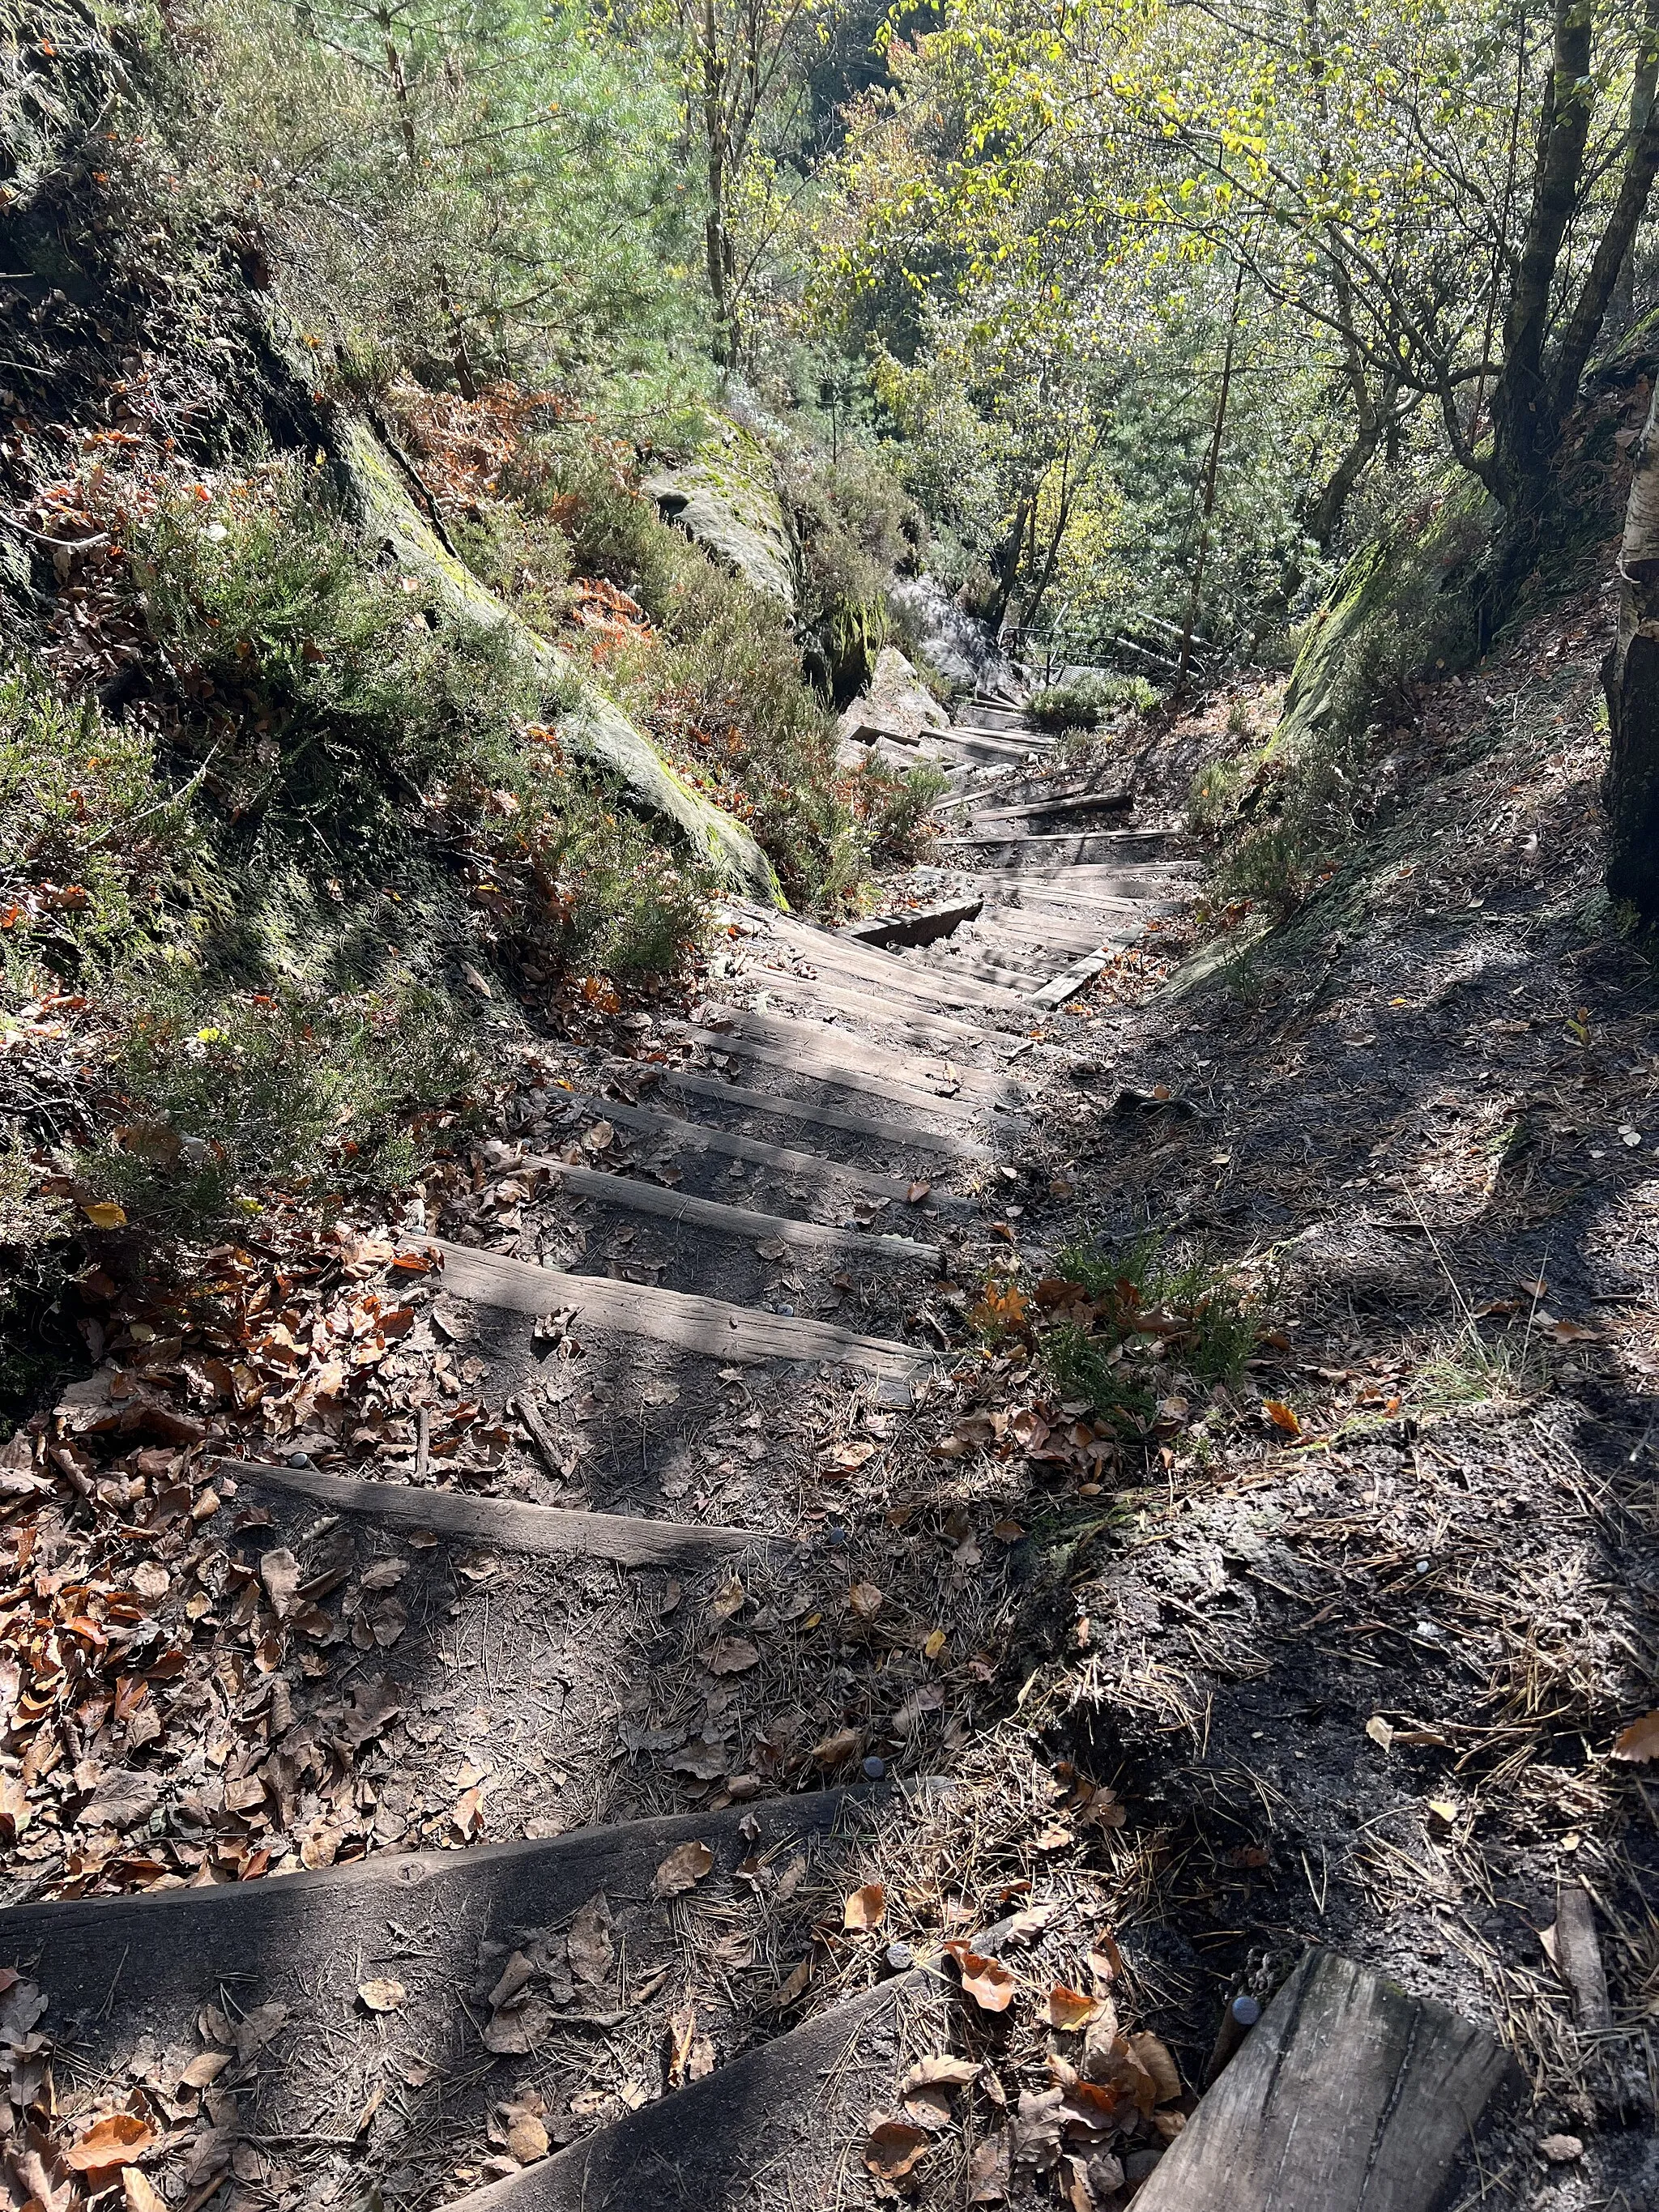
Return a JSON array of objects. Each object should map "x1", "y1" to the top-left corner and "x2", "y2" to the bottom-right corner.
[{"x1": 1605, "y1": 382, "x2": 1659, "y2": 915}]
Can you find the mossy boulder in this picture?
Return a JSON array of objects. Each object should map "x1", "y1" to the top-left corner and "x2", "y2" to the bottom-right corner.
[
  {"x1": 643, "y1": 420, "x2": 795, "y2": 607},
  {"x1": 1271, "y1": 479, "x2": 1491, "y2": 762},
  {"x1": 334, "y1": 417, "x2": 784, "y2": 906}
]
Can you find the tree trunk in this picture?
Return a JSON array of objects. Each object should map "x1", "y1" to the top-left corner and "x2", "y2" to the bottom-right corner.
[
  {"x1": 1488, "y1": 0, "x2": 1597, "y2": 523},
  {"x1": 1547, "y1": 0, "x2": 1659, "y2": 421},
  {"x1": 1605, "y1": 381, "x2": 1659, "y2": 916},
  {"x1": 1303, "y1": 414, "x2": 1384, "y2": 552},
  {"x1": 702, "y1": 0, "x2": 736, "y2": 369}
]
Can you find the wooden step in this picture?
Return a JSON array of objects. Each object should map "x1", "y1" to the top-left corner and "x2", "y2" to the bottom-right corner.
[
  {"x1": 531, "y1": 1157, "x2": 942, "y2": 1268},
  {"x1": 844, "y1": 897, "x2": 983, "y2": 948},
  {"x1": 237, "y1": 1460, "x2": 769, "y2": 1567},
  {"x1": 4, "y1": 1789, "x2": 902, "y2": 2201},
  {"x1": 943, "y1": 726, "x2": 1051, "y2": 758},
  {"x1": 689, "y1": 1022, "x2": 1007, "y2": 1125},
  {"x1": 968, "y1": 786, "x2": 1133, "y2": 826},
  {"x1": 912, "y1": 945, "x2": 1051, "y2": 991},
  {"x1": 941, "y1": 826, "x2": 1177, "y2": 862},
  {"x1": 448, "y1": 1967, "x2": 942, "y2": 2212},
  {"x1": 685, "y1": 1012, "x2": 1020, "y2": 1110},
  {"x1": 748, "y1": 913, "x2": 1026, "y2": 1013},
  {"x1": 727, "y1": 961, "x2": 1003, "y2": 1045},
  {"x1": 652, "y1": 1067, "x2": 990, "y2": 1160},
  {"x1": 563, "y1": 1094, "x2": 970, "y2": 1208},
  {"x1": 437, "y1": 1241, "x2": 932, "y2": 1392},
  {"x1": 1032, "y1": 947, "x2": 1115, "y2": 1008},
  {"x1": 980, "y1": 860, "x2": 1191, "y2": 897}
]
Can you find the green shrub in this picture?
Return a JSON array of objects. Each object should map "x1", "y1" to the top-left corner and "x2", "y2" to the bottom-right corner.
[
  {"x1": 1040, "y1": 1232, "x2": 1266, "y2": 1429},
  {"x1": 854, "y1": 757, "x2": 948, "y2": 866},
  {"x1": 82, "y1": 978, "x2": 475, "y2": 1234},
  {"x1": 0, "y1": 661, "x2": 216, "y2": 997},
  {"x1": 505, "y1": 433, "x2": 864, "y2": 907},
  {"x1": 788, "y1": 449, "x2": 923, "y2": 698},
  {"x1": 1028, "y1": 670, "x2": 1158, "y2": 732},
  {"x1": 126, "y1": 467, "x2": 548, "y2": 872},
  {"x1": 1206, "y1": 488, "x2": 1489, "y2": 914}
]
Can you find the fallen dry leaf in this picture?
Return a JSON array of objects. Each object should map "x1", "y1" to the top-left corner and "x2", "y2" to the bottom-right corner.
[
  {"x1": 665, "y1": 2001, "x2": 715, "y2": 2089},
  {"x1": 1611, "y1": 1710, "x2": 1659, "y2": 1762},
  {"x1": 847, "y1": 1581, "x2": 883, "y2": 1620},
  {"x1": 828, "y1": 1440, "x2": 876, "y2": 1473},
  {"x1": 568, "y1": 1892, "x2": 615, "y2": 1985},
  {"x1": 653, "y1": 1839, "x2": 714, "y2": 1898},
  {"x1": 865, "y1": 2117, "x2": 930, "y2": 2180},
  {"x1": 1011, "y1": 2085, "x2": 1065, "y2": 2171},
  {"x1": 902, "y1": 2056, "x2": 980, "y2": 2092},
  {"x1": 843, "y1": 1882, "x2": 886, "y2": 1932},
  {"x1": 66, "y1": 2116, "x2": 153, "y2": 2190},
  {"x1": 810, "y1": 1727, "x2": 862, "y2": 1768},
  {"x1": 702, "y1": 1636, "x2": 760, "y2": 1675},
  {"x1": 356, "y1": 1978, "x2": 406, "y2": 2014},
  {"x1": 1087, "y1": 1930, "x2": 1125, "y2": 1983},
  {"x1": 1128, "y1": 2031, "x2": 1181, "y2": 2104},
  {"x1": 946, "y1": 1941, "x2": 1016, "y2": 2014},
  {"x1": 123, "y1": 2172, "x2": 168, "y2": 2212},
  {"x1": 968, "y1": 2134, "x2": 1010, "y2": 2202},
  {"x1": 1263, "y1": 1398, "x2": 1301, "y2": 1435},
  {"x1": 766, "y1": 1957, "x2": 812, "y2": 2010},
  {"x1": 1049, "y1": 1984, "x2": 1105, "y2": 2032},
  {"x1": 906, "y1": 1179, "x2": 932, "y2": 1203},
  {"x1": 505, "y1": 2111, "x2": 550, "y2": 2163}
]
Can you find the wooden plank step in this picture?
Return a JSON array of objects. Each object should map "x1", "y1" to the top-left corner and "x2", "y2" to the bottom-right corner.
[
  {"x1": 448, "y1": 1968, "x2": 942, "y2": 2212},
  {"x1": 944, "y1": 725, "x2": 1051, "y2": 755},
  {"x1": 651, "y1": 1067, "x2": 991, "y2": 1160},
  {"x1": 437, "y1": 1241, "x2": 932, "y2": 1389},
  {"x1": 730, "y1": 959, "x2": 1004, "y2": 1044},
  {"x1": 2, "y1": 1790, "x2": 900, "y2": 2198},
  {"x1": 1135, "y1": 1947, "x2": 1518, "y2": 2212},
  {"x1": 687, "y1": 1010, "x2": 1018, "y2": 1109},
  {"x1": 756, "y1": 914, "x2": 1026, "y2": 1012},
  {"x1": 946, "y1": 905, "x2": 1107, "y2": 953},
  {"x1": 968, "y1": 786, "x2": 1133, "y2": 825},
  {"x1": 844, "y1": 897, "x2": 983, "y2": 948},
  {"x1": 934, "y1": 770, "x2": 1107, "y2": 816},
  {"x1": 237, "y1": 1460, "x2": 768, "y2": 1567},
  {"x1": 1, "y1": 1789, "x2": 872, "y2": 2010},
  {"x1": 1032, "y1": 947, "x2": 1115, "y2": 1008},
  {"x1": 913, "y1": 945, "x2": 1052, "y2": 991},
  {"x1": 941, "y1": 826, "x2": 1176, "y2": 859},
  {"x1": 530, "y1": 1157, "x2": 943, "y2": 1268},
  {"x1": 983, "y1": 860, "x2": 1192, "y2": 893},
  {"x1": 564, "y1": 1093, "x2": 972, "y2": 1208}
]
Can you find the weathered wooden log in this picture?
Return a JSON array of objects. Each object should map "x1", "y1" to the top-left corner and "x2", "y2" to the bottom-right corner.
[{"x1": 1134, "y1": 1947, "x2": 1519, "y2": 2212}]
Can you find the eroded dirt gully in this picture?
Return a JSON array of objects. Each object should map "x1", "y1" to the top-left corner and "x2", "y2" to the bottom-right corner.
[{"x1": 2, "y1": 635, "x2": 1656, "y2": 2212}]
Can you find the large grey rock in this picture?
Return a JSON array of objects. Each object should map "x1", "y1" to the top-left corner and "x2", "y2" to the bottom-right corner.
[
  {"x1": 643, "y1": 456, "x2": 795, "y2": 607},
  {"x1": 335, "y1": 418, "x2": 783, "y2": 906},
  {"x1": 837, "y1": 646, "x2": 952, "y2": 764}
]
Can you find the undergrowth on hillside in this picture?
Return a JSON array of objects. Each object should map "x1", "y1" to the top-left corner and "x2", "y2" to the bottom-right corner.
[
  {"x1": 977, "y1": 1234, "x2": 1269, "y2": 1433},
  {"x1": 412, "y1": 408, "x2": 941, "y2": 905}
]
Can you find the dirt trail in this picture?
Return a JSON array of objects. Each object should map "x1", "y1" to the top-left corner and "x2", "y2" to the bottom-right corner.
[{"x1": 2, "y1": 697, "x2": 1201, "y2": 2210}]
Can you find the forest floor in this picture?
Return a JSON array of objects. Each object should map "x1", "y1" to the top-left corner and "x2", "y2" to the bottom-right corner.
[{"x1": 3, "y1": 567, "x2": 1657, "y2": 2212}]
